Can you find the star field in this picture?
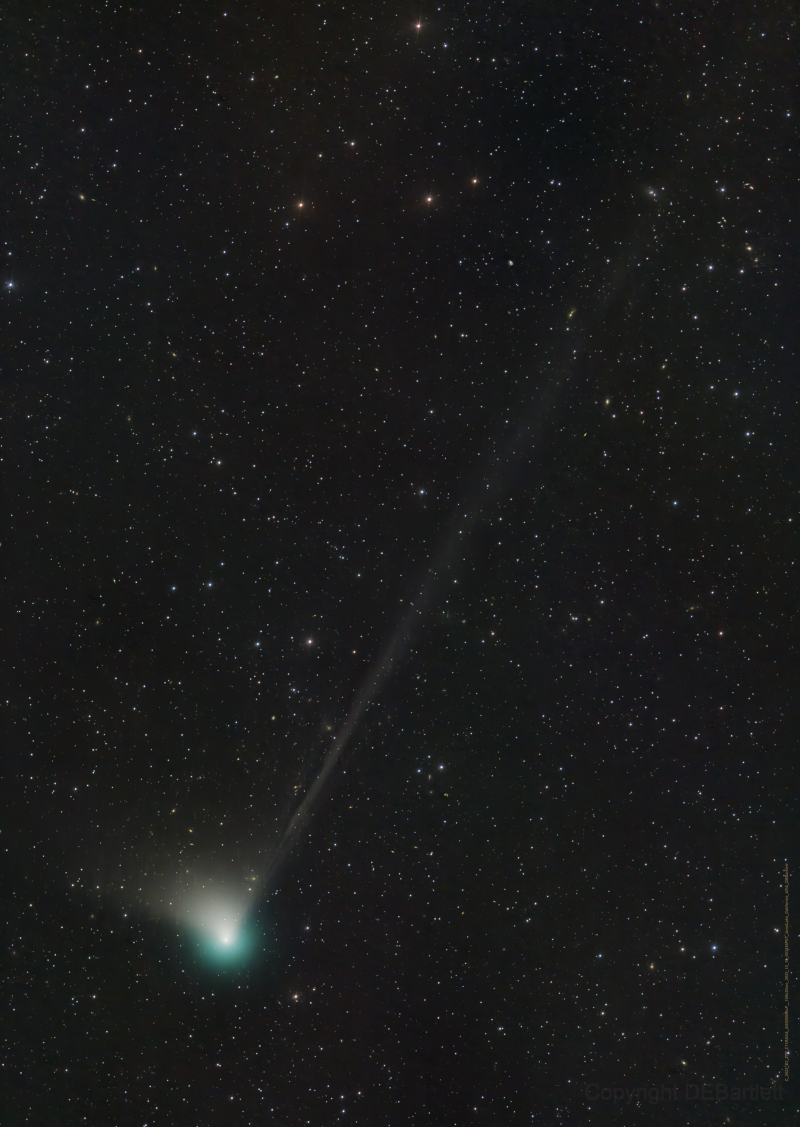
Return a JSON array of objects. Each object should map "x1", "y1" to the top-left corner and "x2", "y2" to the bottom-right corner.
[{"x1": 3, "y1": 0, "x2": 797, "y2": 1122}]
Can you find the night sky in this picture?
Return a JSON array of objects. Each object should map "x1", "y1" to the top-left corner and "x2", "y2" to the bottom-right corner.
[{"x1": 4, "y1": 1, "x2": 798, "y2": 1123}]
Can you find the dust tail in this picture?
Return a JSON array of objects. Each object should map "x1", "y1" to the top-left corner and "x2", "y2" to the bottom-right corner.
[{"x1": 262, "y1": 224, "x2": 650, "y2": 890}]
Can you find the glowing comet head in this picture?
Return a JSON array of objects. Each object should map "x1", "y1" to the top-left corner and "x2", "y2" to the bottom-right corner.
[
  {"x1": 197, "y1": 904, "x2": 246, "y2": 959},
  {"x1": 172, "y1": 889, "x2": 258, "y2": 965}
]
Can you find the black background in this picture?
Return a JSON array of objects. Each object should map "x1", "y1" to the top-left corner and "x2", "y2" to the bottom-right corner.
[{"x1": 3, "y1": 0, "x2": 797, "y2": 1122}]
